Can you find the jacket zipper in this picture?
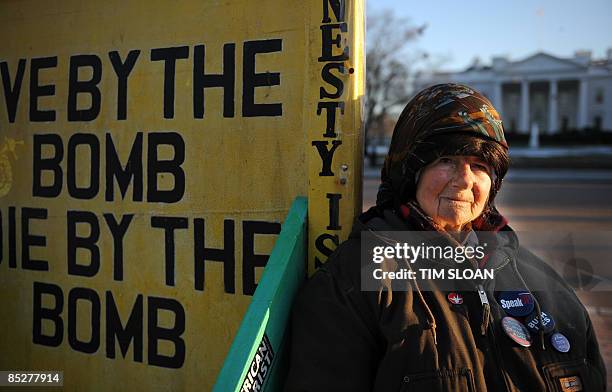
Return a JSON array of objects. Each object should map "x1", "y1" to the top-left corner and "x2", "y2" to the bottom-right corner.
[
  {"x1": 478, "y1": 284, "x2": 512, "y2": 392},
  {"x1": 477, "y1": 285, "x2": 490, "y2": 335}
]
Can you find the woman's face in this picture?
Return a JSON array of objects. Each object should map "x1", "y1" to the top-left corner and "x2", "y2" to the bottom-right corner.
[{"x1": 415, "y1": 155, "x2": 493, "y2": 231}]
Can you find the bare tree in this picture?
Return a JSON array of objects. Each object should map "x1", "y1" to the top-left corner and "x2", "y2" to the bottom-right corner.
[{"x1": 366, "y1": 10, "x2": 427, "y2": 165}]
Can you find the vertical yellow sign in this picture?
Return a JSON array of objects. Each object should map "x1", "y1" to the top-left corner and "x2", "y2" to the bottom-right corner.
[
  {"x1": 0, "y1": 0, "x2": 363, "y2": 390},
  {"x1": 307, "y1": 0, "x2": 365, "y2": 274}
]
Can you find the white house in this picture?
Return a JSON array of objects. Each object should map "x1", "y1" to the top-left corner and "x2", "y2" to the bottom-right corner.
[{"x1": 415, "y1": 50, "x2": 612, "y2": 133}]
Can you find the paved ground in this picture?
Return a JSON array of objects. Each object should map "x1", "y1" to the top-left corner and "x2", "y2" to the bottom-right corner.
[{"x1": 362, "y1": 168, "x2": 612, "y2": 386}]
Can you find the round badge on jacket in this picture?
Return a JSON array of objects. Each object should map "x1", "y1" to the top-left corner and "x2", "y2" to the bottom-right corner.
[
  {"x1": 550, "y1": 332, "x2": 571, "y2": 353},
  {"x1": 525, "y1": 311, "x2": 556, "y2": 334},
  {"x1": 501, "y1": 317, "x2": 532, "y2": 347},
  {"x1": 447, "y1": 292, "x2": 463, "y2": 305},
  {"x1": 498, "y1": 291, "x2": 535, "y2": 317}
]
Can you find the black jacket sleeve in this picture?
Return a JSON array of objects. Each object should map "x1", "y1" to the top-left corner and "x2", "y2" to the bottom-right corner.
[
  {"x1": 284, "y1": 245, "x2": 381, "y2": 392},
  {"x1": 585, "y1": 311, "x2": 608, "y2": 390}
]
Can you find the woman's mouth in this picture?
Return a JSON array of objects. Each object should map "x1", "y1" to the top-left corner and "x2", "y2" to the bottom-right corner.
[{"x1": 441, "y1": 197, "x2": 472, "y2": 204}]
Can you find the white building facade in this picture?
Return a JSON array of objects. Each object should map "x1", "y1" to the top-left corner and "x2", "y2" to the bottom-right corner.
[{"x1": 416, "y1": 51, "x2": 612, "y2": 133}]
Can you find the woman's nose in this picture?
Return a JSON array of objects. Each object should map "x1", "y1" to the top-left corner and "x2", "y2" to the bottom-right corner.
[{"x1": 451, "y1": 163, "x2": 473, "y2": 188}]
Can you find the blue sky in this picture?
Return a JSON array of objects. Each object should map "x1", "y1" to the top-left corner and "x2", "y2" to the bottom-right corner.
[{"x1": 367, "y1": 0, "x2": 612, "y2": 71}]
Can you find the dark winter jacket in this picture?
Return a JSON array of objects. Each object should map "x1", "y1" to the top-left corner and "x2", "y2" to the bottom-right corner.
[{"x1": 285, "y1": 207, "x2": 606, "y2": 391}]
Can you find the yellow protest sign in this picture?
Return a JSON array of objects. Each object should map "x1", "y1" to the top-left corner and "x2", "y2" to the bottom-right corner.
[
  {"x1": 0, "y1": 0, "x2": 363, "y2": 390},
  {"x1": 306, "y1": 0, "x2": 365, "y2": 274}
]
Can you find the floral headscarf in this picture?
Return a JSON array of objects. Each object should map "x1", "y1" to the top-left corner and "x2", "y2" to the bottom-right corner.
[{"x1": 377, "y1": 83, "x2": 509, "y2": 222}]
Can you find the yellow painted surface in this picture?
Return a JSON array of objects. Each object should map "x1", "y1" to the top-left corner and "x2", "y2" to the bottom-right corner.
[{"x1": 0, "y1": 0, "x2": 363, "y2": 390}]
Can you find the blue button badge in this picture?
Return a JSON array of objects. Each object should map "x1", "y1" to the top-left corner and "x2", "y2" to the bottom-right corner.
[
  {"x1": 550, "y1": 332, "x2": 571, "y2": 353},
  {"x1": 498, "y1": 291, "x2": 535, "y2": 317},
  {"x1": 525, "y1": 311, "x2": 556, "y2": 334}
]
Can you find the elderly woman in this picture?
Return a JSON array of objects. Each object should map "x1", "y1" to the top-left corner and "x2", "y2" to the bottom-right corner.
[{"x1": 285, "y1": 84, "x2": 606, "y2": 391}]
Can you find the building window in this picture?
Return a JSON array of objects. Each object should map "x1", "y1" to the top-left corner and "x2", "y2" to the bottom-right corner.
[{"x1": 595, "y1": 88, "x2": 604, "y2": 104}]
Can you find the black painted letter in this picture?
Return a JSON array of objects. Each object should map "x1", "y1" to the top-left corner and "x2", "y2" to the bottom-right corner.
[
  {"x1": 109, "y1": 50, "x2": 140, "y2": 120},
  {"x1": 317, "y1": 101, "x2": 344, "y2": 138},
  {"x1": 150, "y1": 46, "x2": 189, "y2": 119},
  {"x1": 68, "y1": 54, "x2": 102, "y2": 121},
  {"x1": 314, "y1": 233, "x2": 339, "y2": 268},
  {"x1": 242, "y1": 39, "x2": 282, "y2": 117},
  {"x1": 147, "y1": 296, "x2": 185, "y2": 369},
  {"x1": 67, "y1": 133, "x2": 100, "y2": 199},
  {"x1": 68, "y1": 287, "x2": 101, "y2": 354},
  {"x1": 22, "y1": 207, "x2": 48, "y2": 271},
  {"x1": 103, "y1": 213, "x2": 134, "y2": 281},
  {"x1": 30, "y1": 57, "x2": 57, "y2": 122},
  {"x1": 319, "y1": 24, "x2": 348, "y2": 62},
  {"x1": 312, "y1": 140, "x2": 342, "y2": 176},
  {"x1": 105, "y1": 132, "x2": 143, "y2": 201},
  {"x1": 67, "y1": 211, "x2": 100, "y2": 277},
  {"x1": 326, "y1": 193, "x2": 342, "y2": 230},
  {"x1": 33, "y1": 134, "x2": 64, "y2": 198},
  {"x1": 106, "y1": 291, "x2": 143, "y2": 362},
  {"x1": 193, "y1": 44, "x2": 235, "y2": 118},
  {"x1": 147, "y1": 132, "x2": 185, "y2": 203},
  {"x1": 0, "y1": 59, "x2": 26, "y2": 123},
  {"x1": 33, "y1": 281, "x2": 64, "y2": 347},
  {"x1": 151, "y1": 216, "x2": 188, "y2": 286},
  {"x1": 193, "y1": 218, "x2": 235, "y2": 293},
  {"x1": 320, "y1": 62, "x2": 345, "y2": 99},
  {"x1": 322, "y1": 0, "x2": 346, "y2": 23}
]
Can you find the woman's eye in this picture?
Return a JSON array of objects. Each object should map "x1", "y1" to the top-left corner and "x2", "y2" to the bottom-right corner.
[
  {"x1": 472, "y1": 163, "x2": 490, "y2": 172},
  {"x1": 439, "y1": 157, "x2": 453, "y2": 164}
]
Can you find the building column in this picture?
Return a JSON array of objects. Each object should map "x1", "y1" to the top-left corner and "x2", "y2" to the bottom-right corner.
[
  {"x1": 493, "y1": 81, "x2": 503, "y2": 117},
  {"x1": 578, "y1": 78, "x2": 589, "y2": 129},
  {"x1": 548, "y1": 79, "x2": 558, "y2": 134},
  {"x1": 520, "y1": 79, "x2": 530, "y2": 133}
]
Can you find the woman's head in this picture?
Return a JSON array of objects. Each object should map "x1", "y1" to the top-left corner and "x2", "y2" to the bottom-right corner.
[
  {"x1": 376, "y1": 83, "x2": 510, "y2": 229},
  {"x1": 416, "y1": 155, "x2": 493, "y2": 231}
]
